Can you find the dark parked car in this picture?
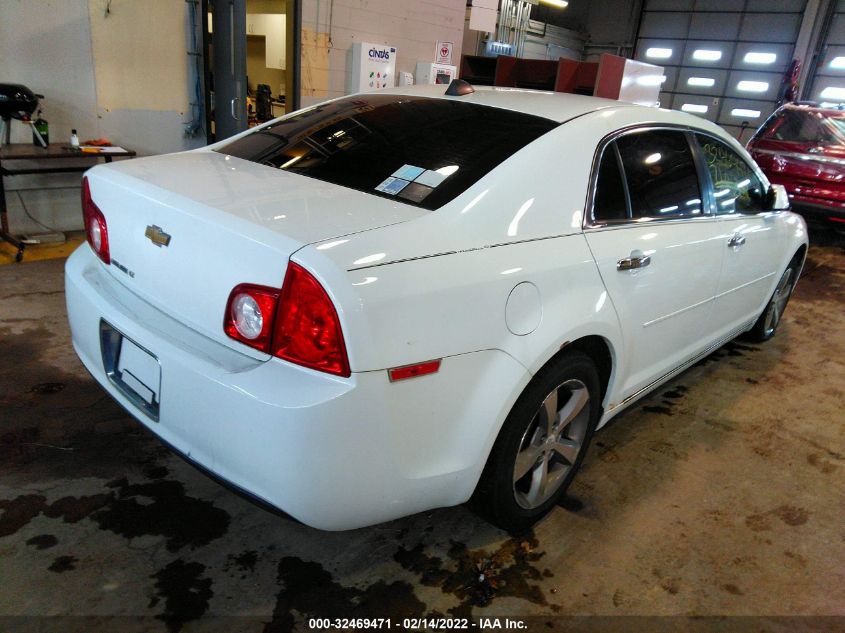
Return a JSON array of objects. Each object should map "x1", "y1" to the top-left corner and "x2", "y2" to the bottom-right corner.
[{"x1": 747, "y1": 102, "x2": 845, "y2": 225}]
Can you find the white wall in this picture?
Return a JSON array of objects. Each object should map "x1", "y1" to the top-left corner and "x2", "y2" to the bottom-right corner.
[
  {"x1": 0, "y1": 0, "x2": 202, "y2": 236},
  {"x1": 300, "y1": 0, "x2": 466, "y2": 105}
]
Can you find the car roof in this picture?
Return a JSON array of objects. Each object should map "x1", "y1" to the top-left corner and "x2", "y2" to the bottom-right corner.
[{"x1": 377, "y1": 83, "x2": 645, "y2": 123}]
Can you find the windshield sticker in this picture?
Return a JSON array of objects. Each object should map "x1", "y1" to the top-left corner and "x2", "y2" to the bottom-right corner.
[
  {"x1": 375, "y1": 176, "x2": 410, "y2": 195},
  {"x1": 414, "y1": 169, "x2": 448, "y2": 188},
  {"x1": 392, "y1": 164, "x2": 425, "y2": 181},
  {"x1": 398, "y1": 182, "x2": 434, "y2": 203}
]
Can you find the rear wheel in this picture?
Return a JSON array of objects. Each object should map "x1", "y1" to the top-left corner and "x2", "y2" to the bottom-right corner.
[
  {"x1": 745, "y1": 258, "x2": 799, "y2": 342},
  {"x1": 473, "y1": 351, "x2": 601, "y2": 533}
]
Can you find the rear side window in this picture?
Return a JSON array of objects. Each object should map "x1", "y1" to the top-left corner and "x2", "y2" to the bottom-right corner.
[
  {"x1": 215, "y1": 94, "x2": 558, "y2": 210},
  {"x1": 616, "y1": 130, "x2": 703, "y2": 219},
  {"x1": 593, "y1": 143, "x2": 629, "y2": 222},
  {"x1": 696, "y1": 134, "x2": 767, "y2": 215}
]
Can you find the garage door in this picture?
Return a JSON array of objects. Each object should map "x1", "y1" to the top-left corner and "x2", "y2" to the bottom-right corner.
[
  {"x1": 633, "y1": 0, "x2": 807, "y2": 141},
  {"x1": 806, "y1": 0, "x2": 845, "y2": 104}
]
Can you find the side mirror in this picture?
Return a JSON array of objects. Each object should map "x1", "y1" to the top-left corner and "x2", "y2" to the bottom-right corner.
[{"x1": 768, "y1": 183, "x2": 791, "y2": 211}]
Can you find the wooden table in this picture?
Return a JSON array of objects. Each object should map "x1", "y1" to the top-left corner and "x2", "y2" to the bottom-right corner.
[{"x1": 0, "y1": 143, "x2": 136, "y2": 261}]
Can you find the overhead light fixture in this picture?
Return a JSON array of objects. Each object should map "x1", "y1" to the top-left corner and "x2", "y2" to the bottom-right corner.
[
  {"x1": 682, "y1": 103, "x2": 708, "y2": 114},
  {"x1": 693, "y1": 49, "x2": 722, "y2": 62},
  {"x1": 744, "y1": 52, "x2": 776, "y2": 65},
  {"x1": 731, "y1": 108, "x2": 761, "y2": 118},
  {"x1": 737, "y1": 80, "x2": 769, "y2": 92},
  {"x1": 830, "y1": 56, "x2": 845, "y2": 69},
  {"x1": 646, "y1": 47, "x2": 673, "y2": 59},
  {"x1": 687, "y1": 77, "x2": 715, "y2": 87},
  {"x1": 821, "y1": 86, "x2": 845, "y2": 100},
  {"x1": 539, "y1": 0, "x2": 568, "y2": 7}
]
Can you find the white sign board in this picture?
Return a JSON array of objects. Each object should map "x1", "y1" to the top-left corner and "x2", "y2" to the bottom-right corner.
[
  {"x1": 350, "y1": 42, "x2": 398, "y2": 93},
  {"x1": 435, "y1": 41, "x2": 453, "y2": 65}
]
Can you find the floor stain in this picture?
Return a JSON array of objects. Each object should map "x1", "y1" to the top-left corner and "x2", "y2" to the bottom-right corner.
[
  {"x1": 25, "y1": 534, "x2": 58, "y2": 550},
  {"x1": 264, "y1": 556, "x2": 425, "y2": 633},
  {"x1": 150, "y1": 559, "x2": 214, "y2": 633},
  {"x1": 393, "y1": 533, "x2": 551, "y2": 618},
  {"x1": 48, "y1": 555, "x2": 78, "y2": 573}
]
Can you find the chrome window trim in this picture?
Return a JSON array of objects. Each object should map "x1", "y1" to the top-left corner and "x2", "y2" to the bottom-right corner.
[{"x1": 583, "y1": 123, "x2": 711, "y2": 231}]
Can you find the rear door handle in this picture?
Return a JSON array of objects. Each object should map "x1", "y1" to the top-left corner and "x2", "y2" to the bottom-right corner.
[
  {"x1": 617, "y1": 253, "x2": 651, "y2": 270},
  {"x1": 728, "y1": 234, "x2": 746, "y2": 248}
]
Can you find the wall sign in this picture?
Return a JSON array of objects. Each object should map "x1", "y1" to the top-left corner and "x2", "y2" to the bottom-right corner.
[
  {"x1": 435, "y1": 41, "x2": 453, "y2": 65},
  {"x1": 350, "y1": 41, "x2": 398, "y2": 93}
]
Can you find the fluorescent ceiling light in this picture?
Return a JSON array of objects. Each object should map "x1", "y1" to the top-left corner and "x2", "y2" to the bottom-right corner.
[
  {"x1": 820, "y1": 86, "x2": 845, "y2": 100},
  {"x1": 830, "y1": 56, "x2": 845, "y2": 69},
  {"x1": 737, "y1": 80, "x2": 769, "y2": 93},
  {"x1": 731, "y1": 108, "x2": 761, "y2": 118},
  {"x1": 744, "y1": 52, "x2": 776, "y2": 65},
  {"x1": 539, "y1": 0, "x2": 568, "y2": 7},
  {"x1": 646, "y1": 47, "x2": 672, "y2": 59},
  {"x1": 693, "y1": 49, "x2": 722, "y2": 62},
  {"x1": 682, "y1": 103, "x2": 708, "y2": 114},
  {"x1": 687, "y1": 77, "x2": 715, "y2": 87}
]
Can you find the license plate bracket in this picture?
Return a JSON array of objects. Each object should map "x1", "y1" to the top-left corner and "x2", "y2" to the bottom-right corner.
[{"x1": 100, "y1": 320, "x2": 161, "y2": 421}]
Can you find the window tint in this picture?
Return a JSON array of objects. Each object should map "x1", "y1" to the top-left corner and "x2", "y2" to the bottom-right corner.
[
  {"x1": 215, "y1": 94, "x2": 558, "y2": 210},
  {"x1": 616, "y1": 130, "x2": 703, "y2": 219},
  {"x1": 593, "y1": 143, "x2": 629, "y2": 222},
  {"x1": 696, "y1": 134, "x2": 767, "y2": 215}
]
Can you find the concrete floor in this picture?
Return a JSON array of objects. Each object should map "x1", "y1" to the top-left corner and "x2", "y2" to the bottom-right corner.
[{"x1": 1, "y1": 229, "x2": 843, "y2": 632}]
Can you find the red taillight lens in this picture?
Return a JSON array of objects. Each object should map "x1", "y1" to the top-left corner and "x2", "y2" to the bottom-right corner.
[
  {"x1": 223, "y1": 263, "x2": 350, "y2": 377},
  {"x1": 273, "y1": 263, "x2": 350, "y2": 377},
  {"x1": 81, "y1": 177, "x2": 110, "y2": 264},
  {"x1": 223, "y1": 284, "x2": 280, "y2": 353}
]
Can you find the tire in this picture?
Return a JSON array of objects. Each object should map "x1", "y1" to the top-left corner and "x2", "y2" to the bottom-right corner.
[
  {"x1": 473, "y1": 351, "x2": 601, "y2": 534},
  {"x1": 745, "y1": 257, "x2": 800, "y2": 343}
]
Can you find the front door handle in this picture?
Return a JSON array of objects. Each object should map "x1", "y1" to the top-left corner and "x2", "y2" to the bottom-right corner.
[
  {"x1": 617, "y1": 253, "x2": 651, "y2": 271},
  {"x1": 728, "y1": 234, "x2": 746, "y2": 248}
]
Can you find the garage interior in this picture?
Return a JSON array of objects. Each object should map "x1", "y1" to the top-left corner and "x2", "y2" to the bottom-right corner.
[{"x1": 1, "y1": 0, "x2": 844, "y2": 631}]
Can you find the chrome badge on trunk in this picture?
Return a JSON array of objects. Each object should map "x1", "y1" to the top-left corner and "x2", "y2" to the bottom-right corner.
[{"x1": 145, "y1": 225, "x2": 171, "y2": 247}]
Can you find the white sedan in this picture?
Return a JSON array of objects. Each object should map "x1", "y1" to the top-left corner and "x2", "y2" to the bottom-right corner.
[{"x1": 66, "y1": 83, "x2": 807, "y2": 532}]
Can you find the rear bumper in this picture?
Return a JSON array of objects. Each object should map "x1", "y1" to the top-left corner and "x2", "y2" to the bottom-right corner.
[{"x1": 65, "y1": 246, "x2": 529, "y2": 530}]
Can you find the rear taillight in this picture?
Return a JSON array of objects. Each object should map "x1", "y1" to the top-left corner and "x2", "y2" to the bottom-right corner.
[
  {"x1": 81, "y1": 177, "x2": 110, "y2": 264},
  {"x1": 224, "y1": 263, "x2": 350, "y2": 377}
]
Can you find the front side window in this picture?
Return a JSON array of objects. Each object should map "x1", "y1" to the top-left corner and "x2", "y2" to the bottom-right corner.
[
  {"x1": 616, "y1": 130, "x2": 703, "y2": 219},
  {"x1": 696, "y1": 134, "x2": 767, "y2": 215}
]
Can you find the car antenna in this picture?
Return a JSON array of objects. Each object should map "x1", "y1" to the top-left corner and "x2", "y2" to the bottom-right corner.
[{"x1": 445, "y1": 79, "x2": 474, "y2": 96}]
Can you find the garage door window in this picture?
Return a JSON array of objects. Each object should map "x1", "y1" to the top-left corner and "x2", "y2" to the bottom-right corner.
[
  {"x1": 616, "y1": 130, "x2": 703, "y2": 219},
  {"x1": 696, "y1": 134, "x2": 767, "y2": 215}
]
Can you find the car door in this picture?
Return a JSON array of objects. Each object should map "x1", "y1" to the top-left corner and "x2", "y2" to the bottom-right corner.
[
  {"x1": 694, "y1": 133, "x2": 785, "y2": 337},
  {"x1": 584, "y1": 128, "x2": 726, "y2": 400}
]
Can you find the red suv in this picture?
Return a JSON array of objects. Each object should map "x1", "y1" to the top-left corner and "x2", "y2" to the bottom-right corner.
[{"x1": 747, "y1": 102, "x2": 845, "y2": 225}]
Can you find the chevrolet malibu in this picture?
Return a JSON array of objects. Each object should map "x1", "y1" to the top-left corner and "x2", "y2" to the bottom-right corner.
[{"x1": 66, "y1": 83, "x2": 808, "y2": 532}]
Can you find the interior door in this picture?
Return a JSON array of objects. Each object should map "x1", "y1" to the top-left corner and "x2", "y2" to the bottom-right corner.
[
  {"x1": 211, "y1": 0, "x2": 248, "y2": 140},
  {"x1": 584, "y1": 129, "x2": 725, "y2": 399},
  {"x1": 694, "y1": 134, "x2": 785, "y2": 336}
]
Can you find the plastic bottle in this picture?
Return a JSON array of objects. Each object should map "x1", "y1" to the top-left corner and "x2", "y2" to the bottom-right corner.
[
  {"x1": 32, "y1": 110, "x2": 49, "y2": 146},
  {"x1": 70, "y1": 129, "x2": 80, "y2": 148}
]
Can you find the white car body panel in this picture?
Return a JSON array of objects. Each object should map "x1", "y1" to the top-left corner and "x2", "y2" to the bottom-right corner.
[{"x1": 65, "y1": 85, "x2": 809, "y2": 529}]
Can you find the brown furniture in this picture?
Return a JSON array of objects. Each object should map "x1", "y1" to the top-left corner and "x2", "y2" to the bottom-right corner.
[
  {"x1": 0, "y1": 143, "x2": 135, "y2": 261},
  {"x1": 459, "y1": 53, "x2": 639, "y2": 98}
]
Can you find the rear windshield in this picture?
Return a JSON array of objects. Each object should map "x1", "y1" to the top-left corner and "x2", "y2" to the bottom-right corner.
[
  {"x1": 215, "y1": 94, "x2": 558, "y2": 210},
  {"x1": 757, "y1": 107, "x2": 845, "y2": 145}
]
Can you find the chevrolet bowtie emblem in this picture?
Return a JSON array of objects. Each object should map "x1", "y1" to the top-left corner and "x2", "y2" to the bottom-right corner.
[{"x1": 145, "y1": 225, "x2": 171, "y2": 247}]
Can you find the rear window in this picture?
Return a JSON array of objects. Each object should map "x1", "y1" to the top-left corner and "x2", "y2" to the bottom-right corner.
[
  {"x1": 215, "y1": 94, "x2": 558, "y2": 210},
  {"x1": 758, "y1": 107, "x2": 845, "y2": 145}
]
